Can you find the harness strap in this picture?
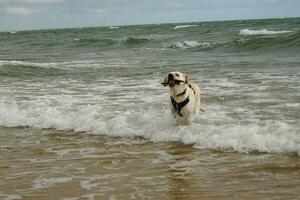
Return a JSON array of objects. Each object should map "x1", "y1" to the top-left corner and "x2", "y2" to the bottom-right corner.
[
  {"x1": 170, "y1": 96, "x2": 190, "y2": 117},
  {"x1": 176, "y1": 88, "x2": 186, "y2": 97},
  {"x1": 176, "y1": 84, "x2": 195, "y2": 97},
  {"x1": 189, "y1": 84, "x2": 195, "y2": 95}
]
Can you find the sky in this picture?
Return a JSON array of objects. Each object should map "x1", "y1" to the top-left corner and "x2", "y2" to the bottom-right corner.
[{"x1": 0, "y1": 0, "x2": 299, "y2": 31}]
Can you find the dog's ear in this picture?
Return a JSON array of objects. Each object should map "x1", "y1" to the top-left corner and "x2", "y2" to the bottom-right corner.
[
  {"x1": 184, "y1": 75, "x2": 190, "y2": 84},
  {"x1": 161, "y1": 76, "x2": 168, "y2": 87}
]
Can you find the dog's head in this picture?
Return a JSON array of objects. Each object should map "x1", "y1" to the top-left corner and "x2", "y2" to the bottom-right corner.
[{"x1": 162, "y1": 71, "x2": 188, "y2": 88}]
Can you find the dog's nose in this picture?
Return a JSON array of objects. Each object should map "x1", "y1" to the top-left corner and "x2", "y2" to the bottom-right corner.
[{"x1": 168, "y1": 73, "x2": 174, "y2": 80}]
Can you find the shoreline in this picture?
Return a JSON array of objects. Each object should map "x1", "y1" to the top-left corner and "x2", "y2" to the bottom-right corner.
[{"x1": 1, "y1": 127, "x2": 300, "y2": 199}]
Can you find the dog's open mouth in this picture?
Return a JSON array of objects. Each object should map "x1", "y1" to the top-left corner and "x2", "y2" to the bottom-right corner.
[
  {"x1": 161, "y1": 75, "x2": 184, "y2": 87},
  {"x1": 168, "y1": 79, "x2": 183, "y2": 87},
  {"x1": 168, "y1": 79, "x2": 175, "y2": 87}
]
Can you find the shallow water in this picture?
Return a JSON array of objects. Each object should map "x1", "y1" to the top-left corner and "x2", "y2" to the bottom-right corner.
[
  {"x1": 1, "y1": 128, "x2": 300, "y2": 200},
  {"x1": 1, "y1": 18, "x2": 300, "y2": 154},
  {"x1": 1, "y1": 58, "x2": 299, "y2": 154}
]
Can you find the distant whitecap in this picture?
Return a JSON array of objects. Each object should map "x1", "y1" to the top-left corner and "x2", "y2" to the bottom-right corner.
[
  {"x1": 109, "y1": 26, "x2": 120, "y2": 29},
  {"x1": 174, "y1": 25, "x2": 198, "y2": 29},
  {"x1": 239, "y1": 29, "x2": 292, "y2": 36}
]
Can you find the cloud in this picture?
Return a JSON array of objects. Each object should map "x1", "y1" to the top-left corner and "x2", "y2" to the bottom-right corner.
[
  {"x1": 6, "y1": 7, "x2": 33, "y2": 15},
  {"x1": 0, "y1": 0, "x2": 299, "y2": 31},
  {"x1": 94, "y1": 8, "x2": 106, "y2": 13}
]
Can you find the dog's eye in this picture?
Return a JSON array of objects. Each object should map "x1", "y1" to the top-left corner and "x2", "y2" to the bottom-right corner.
[{"x1": 175, "y1": 73, "x2": 179, "y2": 77}]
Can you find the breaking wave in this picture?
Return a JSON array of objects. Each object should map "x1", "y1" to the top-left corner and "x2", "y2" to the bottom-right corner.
[
  {"x1": 0, "y1": 60, "x2": 65, "y2": 77},
  {"x1": 71, "y1": 37, "x2": 152, "y2": 48},
  {"x1": 0, "y1": 99, "x2": 299, "y2": 155},
  {"x1": 109, "y1": 26, "x2": 120, "y2": 29},
  {"x1": 169, "y1": 31, "x2": 300, "y2": 51},
  {"x1": 239, "y1": 29, "x2": 293, "y2": 36},
  {"x1": 174, "y1": 25, "x2": 198, "y2": 29},
  {"x1": 168, "y1": 40, "x2": 223, "y2": 50},
  {"x1": 0, "y1": 60, "x2": 102, "y2": 77}
]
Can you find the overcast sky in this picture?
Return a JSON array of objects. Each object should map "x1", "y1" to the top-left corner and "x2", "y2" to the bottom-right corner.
[{"x1": 0, "y1": 0, "x2": 299, "y2": 31}]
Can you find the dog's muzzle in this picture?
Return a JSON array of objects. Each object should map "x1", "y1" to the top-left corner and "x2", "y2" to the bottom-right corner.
[{"x1": 166, "y1": 74, "x2": 184, "y2": 87}]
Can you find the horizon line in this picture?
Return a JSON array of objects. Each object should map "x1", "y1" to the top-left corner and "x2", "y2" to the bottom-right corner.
[{"x1": 1, "y1": 16, "x2": 299, "y2": 33}]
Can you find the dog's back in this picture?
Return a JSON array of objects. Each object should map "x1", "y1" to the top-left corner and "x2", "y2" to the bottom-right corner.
[{"x1": 187, "y1": 80, "x2": 201, "y2": 114}]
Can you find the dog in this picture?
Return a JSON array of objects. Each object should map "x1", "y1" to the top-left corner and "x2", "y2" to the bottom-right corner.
[{"x1": 162, "y1": 71, "x2": 204, "y2": 122}]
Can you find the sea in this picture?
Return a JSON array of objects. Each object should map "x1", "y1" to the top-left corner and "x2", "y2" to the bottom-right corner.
[{"x1": 0, "y1": 18, "x2": 300, "y2": 199}]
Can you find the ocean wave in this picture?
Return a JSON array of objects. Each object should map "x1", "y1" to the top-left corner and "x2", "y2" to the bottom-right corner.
[
  {"x1": 109, "y1": 26, "x2": 120, "y2": 29},
  {"x1": 0, "y1": 60, "x2": 75, "y2": 77},
  {"x1": 0, "y1": 68, "x2": 62, "y2": 77},
  {"x1": 174, "y1": 25, "x2": 198, "y2": 29},
  {"x1": 168, "y1": 40, "x2": 223, "y2": 50},
  {"x1": 0, "y1": 100, "x2": 299, "y2": 155},
  {"x1": 123, "y1": 37, "x2": 152, "y2": 45},
  {"x1": 239, "y1": 29, "x2": 293, "y2": 36},
  {"x1": 232, "y1": 31, "x2": 300, "y2": 50},
  {"x1": 72, "y1": 37, "x2": 152, "y2": 47},
  {"x1": 0, "y1": 60, "x2": 109, "y2": 71},
  {"x1": 72, "y1": 38, "x2": 117, "y2": 47},
  {"x1": 0, "y1": 60, "x2": 57, "y2": 68},
  {"x1": 169, "y1": 30, "x2": 300, "y2": 51}
]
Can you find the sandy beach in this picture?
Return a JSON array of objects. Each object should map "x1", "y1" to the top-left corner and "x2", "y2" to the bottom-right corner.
[{"x1": 1, "y1": 127, "x2": 300, "y2": 200}]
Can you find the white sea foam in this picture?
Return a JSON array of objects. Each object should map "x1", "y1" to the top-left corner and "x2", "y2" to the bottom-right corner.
[
  {"x1": 0, "y1": 59, "x2": 104, "y2": 69},
  {"x1": 62, "y1": 197, "x2": 79, "y2": 200},
  {"x1": 174, "y1": 25, "x2": 198, "y2": 29},
  {"x1": 172, "y1": 41, "x2": 213, "y2": 49},
  {"x1": 33, "y1": 177, "x2": 73, "y2": 189},
  {"x1": 239, "y1": 29, "x2": 292, "y2": 36},
  {"x1": 0, "y1": 99, "x2": 299, "y2": 155},
  {"x1": 80, "y1": 174, "x2": 126, "y2": 190},
  {"x1": 1, "y1": 194, "x2": 21, "y2": 200},
  {"x1": 0, "y1": 60, "x2": 58, "y2": 68}
]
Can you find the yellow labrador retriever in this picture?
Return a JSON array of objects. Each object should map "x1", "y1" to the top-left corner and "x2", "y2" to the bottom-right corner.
[{"x1": 162, "y1": 71, "x2": 205, "y2": 122}]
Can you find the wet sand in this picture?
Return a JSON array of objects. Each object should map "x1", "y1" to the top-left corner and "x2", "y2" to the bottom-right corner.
[{"x1": 1, "y1": 127, "x2": 300, "y2": 200}]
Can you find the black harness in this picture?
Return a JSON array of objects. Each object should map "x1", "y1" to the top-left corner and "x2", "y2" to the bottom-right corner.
[
  {"x1": 170, "y1": 85, "x2": 195, "y2": 117},
  {"x1": 170, "y1": 96, "x2": 189, "y2": 117},
  {"x1": 176, "y1": 88, "x2": 187, "y2": 97}
]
